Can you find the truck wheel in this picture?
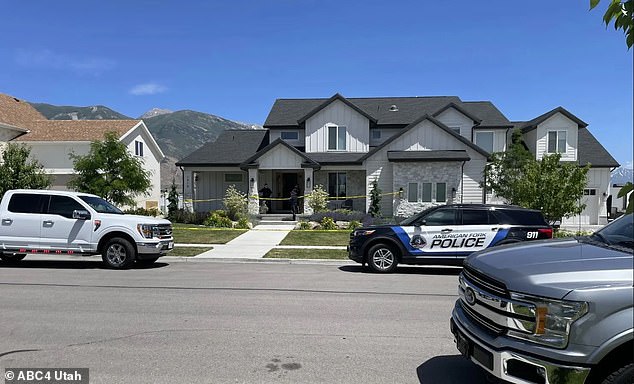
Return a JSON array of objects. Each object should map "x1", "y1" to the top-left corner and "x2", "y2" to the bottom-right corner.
[
  {"x1": 102, "y1": 238, "x2": 135, "y2": 269},
  {"x1": 136, "y1": 257, "x2": 159, "y2": 266},
  {"x1": 0, "y1": 253, "x2": 26, "y2": 262},
  {"x1": 366, "y1": 243, "x2": 398, "y2": 273},
  {"x1": 601, "y1": 363, "x2": 634, "y2": 384}
]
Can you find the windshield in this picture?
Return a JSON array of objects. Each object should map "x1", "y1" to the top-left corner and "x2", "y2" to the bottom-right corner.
[
  {"x1": 590, "y1": 214, "x2": 634, "y2": 250},
  {"x1": 79, "y1": 196, "x2": 124, "y2": 214}
]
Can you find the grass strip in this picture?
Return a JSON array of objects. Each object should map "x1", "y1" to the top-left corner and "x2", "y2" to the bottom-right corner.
[
  {"x1": 172, "y1": 227, "x2": 247, "y2": 244},
  {"x1": 168, "y1": 246, "x2": 213, "y2": 257},
  {"x1": 280, "y1": 230, "x2": 351, "y2": 246},
  {"x1": 264, "y1": 248, "x2": 349, "y2": 260}
]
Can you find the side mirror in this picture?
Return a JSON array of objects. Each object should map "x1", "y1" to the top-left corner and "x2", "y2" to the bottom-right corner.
[{"x1": 72, "y1": 209, "x2": 91, "y2": 220}]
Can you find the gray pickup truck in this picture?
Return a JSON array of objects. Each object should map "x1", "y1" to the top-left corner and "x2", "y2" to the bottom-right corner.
[{"x1": 451, "y1": 213, "x2": 633, "y2": 384}]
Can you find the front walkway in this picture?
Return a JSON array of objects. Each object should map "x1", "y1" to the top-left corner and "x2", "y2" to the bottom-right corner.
[{"x1": 194, "y1": 223, "x2": 296, "y2": 259}]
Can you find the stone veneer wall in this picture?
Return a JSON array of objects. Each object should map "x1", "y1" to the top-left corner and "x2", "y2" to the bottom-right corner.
[{"x1": 392, "y1": 161, "x2": 463, "y2": 218}]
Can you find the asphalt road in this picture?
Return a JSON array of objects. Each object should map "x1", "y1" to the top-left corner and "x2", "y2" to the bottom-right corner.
[{"x1": 0, "y1": 258, "x2": 489, "y2": 384}]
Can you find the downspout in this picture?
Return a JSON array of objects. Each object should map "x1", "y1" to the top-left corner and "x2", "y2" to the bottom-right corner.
[{"x1": 461, "y1": 161, "x2": 466, "y2": 204}]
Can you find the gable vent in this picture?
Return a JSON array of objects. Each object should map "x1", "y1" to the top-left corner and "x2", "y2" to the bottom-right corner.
[{"x1": 389, "y1": 104, "x2": 399, "y2": 112}]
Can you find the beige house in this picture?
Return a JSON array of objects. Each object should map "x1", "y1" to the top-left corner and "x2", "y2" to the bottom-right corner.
[{"x1": 0, "y1": 93, "x2": 164, "y2": 209}]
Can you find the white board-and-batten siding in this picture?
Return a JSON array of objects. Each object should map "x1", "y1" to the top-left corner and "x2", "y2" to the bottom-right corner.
[
  {"x1": 534, "y1": 113, "x2": 578, "y2": 161},
  {"x1": 365, "y1": 119, "x2": 487, "y2": 215},
  {"x1": 305, "y1": 99, "x2": 369, "y2": 153}
]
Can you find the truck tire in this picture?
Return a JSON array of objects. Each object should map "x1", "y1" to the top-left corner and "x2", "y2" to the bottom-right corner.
[
  {"x1": 102, "y1": 237, "x2": 135, "y2": 269},
  {"x1": 366, "y1": 243, "x2": 399, "y2": 273},
  {"x1": 0, "y1": 253, "x2": 26, "y2": 262},
  {"x1": 601, "y1": 363, "x2": 634, "y2": 384}
]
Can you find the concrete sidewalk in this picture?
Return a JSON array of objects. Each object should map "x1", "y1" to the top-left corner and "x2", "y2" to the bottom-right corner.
[{"x1": 194, "y1": 223, "x2": 296, "y2": 259}]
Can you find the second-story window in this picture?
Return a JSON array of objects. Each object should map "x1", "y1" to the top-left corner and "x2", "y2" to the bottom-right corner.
[
  {"x1": 327, "y1": 124, "x2": 347, "y2": 151},
  {"x1": 475, "y1": 131, "x2": 494, "y2": 153},
  {"x1": 135, "y1": 140, "x2": 144, "y2": 157},
  {"x1": 281, "y1": 131, "x2": 298, "y2": 141},
  {"x1": 547, "y1": 130, "x2": 567, "y2": 154}
]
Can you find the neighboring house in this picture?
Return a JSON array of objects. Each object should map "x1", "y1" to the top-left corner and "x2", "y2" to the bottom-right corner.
[
  {"x1": 0, "y1": 93, "x2": 164, "y2": 209},
  {"x1": 178, "y1": 93, "x2": 619, "y2": 225}
]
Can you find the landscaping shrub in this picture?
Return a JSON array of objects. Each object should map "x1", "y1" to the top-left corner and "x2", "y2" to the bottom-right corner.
[
  {"x1": 554, "y1": 229, "x2": 592, "y2": 238},
  {"x1": 298, "y1": 221, "x2": 312, "y2": 230},
  {"x1": 166, "y1": 209, "x2": 207, "y2": 225},
  {"x1": 306, "y1": 185, "x2": 329, "y2": 213},
  {"x1": 235, "y1": 217, "x2": 250, "y2": 229},
  {"x1": 223, "y1": 185, "x2": 248, "y2": 220},
  {"x1": 204, "y1": 210, "x2": 233, "y2": 228},
  {"x1": 347, "y1": 220, "x2": 361, "y2": 230},
  {"x1": 124, "y1": 207, "x2": 161, "y2": 217},
  {"x1": 320, "y1": 216, "x2": 337, "y2": 230},
  {"x1": 309, "y1": 209, "x2": 368, "y2": 223}
]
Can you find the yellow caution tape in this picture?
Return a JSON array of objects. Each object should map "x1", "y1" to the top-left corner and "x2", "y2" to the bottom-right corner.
[{"x1": 185, "y1": 191, "x2": 402, "y2": 204}]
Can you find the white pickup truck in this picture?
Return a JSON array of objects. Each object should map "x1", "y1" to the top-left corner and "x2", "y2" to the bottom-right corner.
[{"x1": 0, "y1": 189, "x2": 173, "y2": 268}]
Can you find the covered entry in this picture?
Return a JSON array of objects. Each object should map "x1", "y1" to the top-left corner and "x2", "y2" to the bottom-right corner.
[{"x1": 241, "y1": 139, "x2": 320, "y2": 215}]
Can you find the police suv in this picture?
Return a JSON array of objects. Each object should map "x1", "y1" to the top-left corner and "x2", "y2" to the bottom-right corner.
[{"x1": 348, "y1": 204, "x2": 552, "y2": 273}]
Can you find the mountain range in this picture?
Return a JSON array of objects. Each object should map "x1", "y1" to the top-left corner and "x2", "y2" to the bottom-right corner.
[
  {"x1": 611, "y1": 166, "x2": 633, "y2": 185},
  {"x1": 30, "y1": 103, "x2": 259, "y2": 189}
]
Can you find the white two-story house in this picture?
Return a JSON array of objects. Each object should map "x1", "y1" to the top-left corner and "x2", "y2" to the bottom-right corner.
[
  {"x1": 0, "y1": 93, "x2": 165, "y2": 209},
  {"x1": 177, "y1": 93, "x2": 619, "y2": 225}
]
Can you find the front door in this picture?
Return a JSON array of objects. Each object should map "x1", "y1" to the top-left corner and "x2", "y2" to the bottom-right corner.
[{"x1": 279, "y1": 173, "x2": 299, "y2": 213}]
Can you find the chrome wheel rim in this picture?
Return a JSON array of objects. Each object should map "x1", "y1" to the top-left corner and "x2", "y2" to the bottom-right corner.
[
  {"x1": 372, "y1": 248, "x2": 394, "y2": 270},
  {"x1": 106, "y1": 244, "x2": 127, "y2": 266}
]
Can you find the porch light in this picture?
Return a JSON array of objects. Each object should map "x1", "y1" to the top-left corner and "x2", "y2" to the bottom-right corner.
[
  {"x1": 398, "y1": 187, "x2": 404, "y2": 198},
  {"x1": 306, "y1": 177, "x2": 311, "y2": 188},
  {"x1": 250, "y1": 177, "x2": 255, "y2": 184},
  {"x1": 451, "y1": 187, "x2": 457, "y2": 199}
]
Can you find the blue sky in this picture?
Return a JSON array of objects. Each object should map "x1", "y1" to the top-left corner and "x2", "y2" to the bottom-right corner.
[{"x1": 1, "y1": 0, "x2": 632, "y2": 167}]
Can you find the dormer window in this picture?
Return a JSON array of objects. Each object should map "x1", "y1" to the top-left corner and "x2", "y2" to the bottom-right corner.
[
  {"x1": 135, "y1": 140, "x2": 144, "y2": 157},
  {"x1": 547, "y1": 130, "x2": 567, "y2": 153},
  {"x1": 281, "y1": 131, "x2": 298, "y2": 141},
  {"x1": 327, "y1": 124, "x2": 347, "y2": 151}
]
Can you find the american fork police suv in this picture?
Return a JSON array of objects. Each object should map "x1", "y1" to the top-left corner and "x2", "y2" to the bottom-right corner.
[{"x1": 348, "y1": 204, "x2": 552, "y2": 273}]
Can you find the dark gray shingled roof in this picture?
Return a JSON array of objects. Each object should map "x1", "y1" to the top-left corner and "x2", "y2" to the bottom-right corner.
[
  {"x1": 305, "y1": 152, "x2": 365, "y2": 165},
  {"x1": 520, "y1": 106, "x2": 588, "y2": 133},
  {"x1": 264, "y1": 96, "x2": 462, "y2": 126},
  {"x1": 461, "y1": 101, "x2": 512, "y2": 127},
  {"x1": 387, "y1": 150, "x2": 471, "y2": 162},
  {"x1": 240, "y1": 138, "x2": 320, "y2": 169},
  {"x1": 577, "y1": 127, "x2": 619, "y2": 167},
  {"x1": 176, "y1": 129, "x2": 268, "y2": 166}
]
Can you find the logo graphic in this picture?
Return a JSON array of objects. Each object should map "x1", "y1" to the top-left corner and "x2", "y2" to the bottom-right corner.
[
  {"x1": 410, "y1": 234, "x2": 426, "y2": 249},
  {"x1": 464, "y1": 287, "x2": 476, "y2": 306}
]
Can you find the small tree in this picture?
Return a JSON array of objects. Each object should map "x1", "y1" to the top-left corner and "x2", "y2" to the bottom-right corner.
[
  {"x1": 485, "y1": 149, "x2": 589, "y2": 224},
  {"x1": 306, "y1": 184, "x2": 329, "y2": 212},
  {"x1": 68, "y1": 132, "x2": 152, "y2": 207},
  {"x1": 368, "y1": 180, "x2": 381, "y2": 217},
  {"x1": 223, "y1": 185, "x2": 247, "y2": 220},
  {"x1": 0, "y1": 143, "x2": 51, "y2": 199},
  {"x1": 618, "y1": 182, "x2": 634, "y2": 213},
  {"x1": 167, "y1": 179, "x2": 179, "y2": 218}
]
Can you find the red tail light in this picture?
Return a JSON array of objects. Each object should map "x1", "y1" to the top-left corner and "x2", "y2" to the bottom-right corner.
[{"x1": 538, "y1": 228, "x2": 553, "y2": 238}]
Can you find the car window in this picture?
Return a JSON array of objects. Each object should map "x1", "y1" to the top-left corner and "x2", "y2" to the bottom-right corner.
[
  {"x1": 79, "y1": 196, "x2": 123, "y2": 214},
  {"x1": 595, "y1": 214, "x2": 633, "y2": 248},
  {"x1": 7, "y1": 193, "x2": 46, "y2": 214},
  {"x1": 47, "y1": 195, "x2": 87, "y2": 219},
  {"x1": 493, "y1": 210, "x2": 547, "y2": 225},
  {"x1": 462, "y1": 209, "x2": 489, "y2": 225},
  {"x1": 424, "y1": 209, "x2": 458, "y2": 226}
]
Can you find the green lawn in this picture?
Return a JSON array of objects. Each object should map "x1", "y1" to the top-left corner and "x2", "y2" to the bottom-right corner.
[
  {"x1": 280, "y1": 230, "x2": 351, "y2": 246},
  {"x1": 172, "y1": 224, "x2": 247, "y2": 244},
  {"x1": 168, "y1": 246, "x2": 213, "y2": 257},
  {"x1": 264, "y1": 248, "x2": 349, "y2": 260}
]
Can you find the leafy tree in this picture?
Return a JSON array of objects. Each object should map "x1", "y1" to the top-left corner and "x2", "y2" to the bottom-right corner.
[
  {"x1": 223, "y1": 185, "x2": 248, "y2": 220},
  {"x1": 590, "y1": 0, "x2": 633, "y2": 48},
  {"x1": 483, "y1": 129, "x2": 533, "y2": 203},
  {"x1": 368, "y1": 180, "x2": 382, "y2": 217},
  {"x1": 484, "y1": 140, "x2": 590, "y2": 224},
  {"x1": 167, "y1": 179, "x2": 179, "y2": 218},
  {"x1": 617, "y1": 181, "x2": 633, "y2": 213},
  {"x1": 0, "y1": 143, "x2": 51, "y2": 199},
  {"x1": 306, "y1": 185, "x2": 329, "y2": 213},
  {"x1": 68, "y1": 132, "x2": 152, "y2": 207}
]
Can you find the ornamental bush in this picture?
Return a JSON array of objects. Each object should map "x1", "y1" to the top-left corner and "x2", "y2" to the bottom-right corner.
[
  {"x1": 320, "y1": 216, "x2": 337, "y2": 230},
  {"x1": 306, "y1": 185, "x2": 329, "y2": 213},
  {"x1": 223, "y1": 185, "x2": 248, "y2": 220},
  {"x1": 204, "y1": 210, "x2": 232, "y2": 228}
]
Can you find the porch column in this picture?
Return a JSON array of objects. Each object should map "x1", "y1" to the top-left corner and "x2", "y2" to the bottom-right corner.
[
  {"x1": 247, "y1": 168, "x2": 260, "y2": 215},
  {"x1": 183, "y1": 169, "x2": 194, "y2": 212},
  {"x1": 303, "y1": 168, "x2": 314, "y2": 215}
]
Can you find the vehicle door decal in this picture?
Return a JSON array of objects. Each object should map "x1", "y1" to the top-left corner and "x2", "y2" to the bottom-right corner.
[{"x1": 392, "y1": 225, "x2": 509, "y2": 255}]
